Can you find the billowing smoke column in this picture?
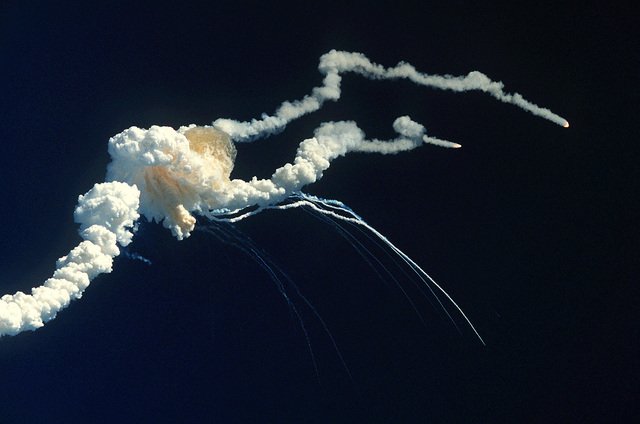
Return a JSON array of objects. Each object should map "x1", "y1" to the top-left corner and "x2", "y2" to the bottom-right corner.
[
  {"x1": 0, "y1": 50, "x2": 568, "y2": 337},
  {"x1": 0, "y1": 183, "x2": 140, "y2": 335}
]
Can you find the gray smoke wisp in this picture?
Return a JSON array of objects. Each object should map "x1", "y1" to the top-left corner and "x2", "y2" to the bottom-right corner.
[{"x1": 1, "y1": 51, "x2": 567, "y2": 337}]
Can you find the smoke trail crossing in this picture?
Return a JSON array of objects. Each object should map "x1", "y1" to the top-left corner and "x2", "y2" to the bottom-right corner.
[{"x1": 1, "y1": 51, "x2": 567, "y2": 338}]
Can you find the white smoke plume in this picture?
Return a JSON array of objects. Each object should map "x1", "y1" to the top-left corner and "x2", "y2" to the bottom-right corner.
[
  {"x1": 0, "y1": 182, "x2": 139, "y2": 336},
  {"x1": 1, "y1": 51, "x2": 567, "y2": 337}
]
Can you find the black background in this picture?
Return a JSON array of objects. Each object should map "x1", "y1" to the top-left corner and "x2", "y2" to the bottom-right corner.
[{"x1": 0, "y1": 1, "x2": 637, "y2": 423}]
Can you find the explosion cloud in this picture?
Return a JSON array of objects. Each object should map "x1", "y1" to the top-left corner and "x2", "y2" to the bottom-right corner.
[{"x1": 0, "y1": 51, "x2": 567, "y2": 337}]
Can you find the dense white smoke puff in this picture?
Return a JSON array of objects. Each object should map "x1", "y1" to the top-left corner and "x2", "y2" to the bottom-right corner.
[
  {"x1": 106, "y1": 125, "x2": 236, "y2": 240},
  {"x1": 0, "y1": 182, "x2": 139, "y2": 336},
  {"x1": 1, "y1": 51, "x2": 567, "y2": 337}
]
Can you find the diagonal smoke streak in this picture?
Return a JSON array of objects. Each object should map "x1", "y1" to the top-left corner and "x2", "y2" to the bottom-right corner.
[{"x1": 0, "y1": 183, "x2": 140, "y2": 336}]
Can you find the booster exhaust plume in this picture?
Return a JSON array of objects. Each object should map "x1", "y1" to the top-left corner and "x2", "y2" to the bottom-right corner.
[{"x1": 0, "y1": 50, "x2": 567, "y2": 338}]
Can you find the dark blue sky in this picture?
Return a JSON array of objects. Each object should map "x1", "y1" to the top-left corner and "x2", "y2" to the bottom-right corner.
[{"x1": 0, "y1": 1, "x2": 636, "y2": 423}]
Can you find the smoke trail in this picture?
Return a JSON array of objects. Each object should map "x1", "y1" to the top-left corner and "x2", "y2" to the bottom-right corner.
[
  {"x1": 213, "y1": 50, "x2": 569, "y2": 142},
  {"x1": 0, "y1": 182, "x2": 139, "y2": 336},
  {"x1": 1, "y1": 51, "x2": 567, "y2": 337}
]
